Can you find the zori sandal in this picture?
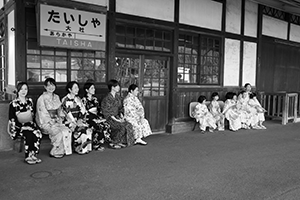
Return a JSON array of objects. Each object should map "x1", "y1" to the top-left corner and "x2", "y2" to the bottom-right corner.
[{"x1": 25, "y1": 157, "x2": 36, "y2": 165}]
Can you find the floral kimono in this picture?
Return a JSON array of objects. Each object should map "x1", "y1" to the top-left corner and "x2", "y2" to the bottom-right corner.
[
  {"x1": 101, "y1": 93, "x2": 135, "y2": 146},
  {"x1": 192, "y1": 103, "x2": 217, "y2": 132},
  {"x1": 236, "y1": 97, "x2": 252, "y2": 128},
  {"x1": 248, "y1": 97, "x2": 265, "y2": 123},
  {"x1": 82, "y1": 95, "x2": 111, "y2": 150},
  {"x1": 208, "y1": 100, "x2": 225, "y2": 131},
  {"x1": 223, "y1": 99, "x2": 242, "y2": 131},
  {"x1": 123, "y1": 93, "x2": 152, "y2": 140},
  {"x1": 61, "y1": 94, "x2": 92, "y2": 154},
  {"x1": 8, "y1": 98, "x2": 42, "y2": 158},
  {"x1": 36, "y1": 92, "x2": 72, "y2": 157}
]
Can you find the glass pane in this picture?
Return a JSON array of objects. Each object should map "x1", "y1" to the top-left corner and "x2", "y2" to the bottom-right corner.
[
  {"x1": 155, "y1": 30, "x2": 163, "y2": 39},
  {"x1": 143, "y1": 87, "x2": 151, "y2": 96},
  {"x1": 82, "y1": 58, "x2": 95, "y2": 70},
  {"x1": 95, "y1": 71, "x2": 106, "y2": 82},
  {"x1": 116, "y1": 36, "x2": 126, "y2": 47},
  {"x1": 27, "y1": 49, "x2": 40, "y2": 54},
  {"x1": 55, "y1": 70, "x2": 67, "y2": 82},
  {"x1": 145, "y1": 40, "x2": 153, "y2": 50},
  {"x1": 164, "y1": 32, "x2": 171, "y2": 41},
  {"x1": 56, "y1": 51, "x2": 67, "y2": 56},
  {"x1": 95, "y1": 59, "x2": 105, "y2": 70},
  {"x1": 116, "y1": 24, "x2": 125, "y2": 35},
  {"x1": 71, "y1": 52, "x2": 83, "y2": 57},
  {"x1": 127, "y1": 27, "x2": 135, "y2": 37},
  {"x1": 41, "y1": 70, "x2": 54, "y2": 81},
  {"x1": 146, "y1": 29, "x2": 154, "y2": 38},
  {"x1": 95, "y1": 51, "x2": 105, "y2": 58},
  {"x1": 126, "y1": 38, "x2": 135, "y2": 48},
  {"x1": 154, "y1": 41, "x2": 162, "y2": 51},
  {"x1": 136, "y1": 39, "x2": 144, "y2": 49},
  {"x1": 71, "y1": 58, "x2": 82, "y2": 70},
  {"x1": 41, "y1": 56, "x2": 54, "y2": 68},
  {"x1": 27, "y1": 55, "x2": 40, "y2": 68},
  {"x1": 137, "y1": 28, "x2": 145, "y2": 38},
  {"x1": 83, "y1": 52, "x2": 94, "y2": 57},
  {"x1": 41, "y1": 50, "x2": 54, "y2": 55},
  {"x1": 163, "y1": 42, "x2": 171, "y2": 52},
  {"x1": 27, "y1": 69, "x2": 40, "y2": 82},
  {"x1": 55, "y1": 57, "x2": 67, "y2": 69}
]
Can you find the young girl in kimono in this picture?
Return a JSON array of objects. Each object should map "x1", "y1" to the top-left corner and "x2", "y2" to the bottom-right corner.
[
  {"x1": 248, "y1": 92, "x2": 266, "y2": 129},
  {"x1": 61, "y1": 81, "x2": 92, "y2": 155},
  {"x1": 8, "y1": 82, "x2": 42, "y2": 164},
  {"x1": 236, "y1": 91, "x2": 252, "y2": 129},
  {"x1": 192, "y1": 95, "x2": 217, "y2": 133},
  {"x1": 82, "y1": 82, "x2": 112, "y2": 151},
  {"x1": 36, "y1": 78, "x2": 72, "y2": 158},
  {"x1": 222, "y1": 92, "x2": 242, "y2": 131},
  {"x1": 208, "y1": 92, "x2": 225, "y2": 131},
  {"x1": 124, "y1": 84, "x2": 152, "y2": 145}
]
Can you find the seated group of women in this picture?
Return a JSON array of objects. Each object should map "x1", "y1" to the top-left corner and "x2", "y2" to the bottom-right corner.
[
  {"x1": 7, "y1": 78, "x2": 152, "y2": 165},
  {"x1": 193, "y1": 83, "x2": 266, "y2": 133}
]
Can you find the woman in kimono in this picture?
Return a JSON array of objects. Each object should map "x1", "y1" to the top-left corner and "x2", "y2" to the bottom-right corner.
[
  {"x1": 101, "y1": 79, "x2": 135, "y2": 148},
  {"x1": 123, "y1": 84, "x2": 152, "y2": 145},
  {"x1": 208, "y1": 92, "x2": 225, "y2": 131},
  {"x1": 36, "y1": 78, "x2": 72, "y2": 158},
  {"x1": 236, "y1": 91, "x2": 252, "y2": 129},
  {"x1": 222, "y1": 92, "x2": 242, "y2": 131},
  {"x1": 192, "y1": 95, "x2": 217, "y2": 133},
  {"x1": 8, "y1": 82, "x2": 42, "y2": 165},
  {"x1": 82, "y1": 82, "x2": 111, "y2": 151},
  {"x1": 61, "y1": 81, "x2": 92, "y2": 155},
  {"x1": 248, "y1": 92, "x2": 266, "y2": 129}
]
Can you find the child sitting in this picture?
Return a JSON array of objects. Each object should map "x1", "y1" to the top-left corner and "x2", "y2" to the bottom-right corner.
[
  {"x1": 208, "y1": 92, "x2": 225, "y2": 131},
  {"x1": 222, "y1": 92, "x2": 242, "y2": 131},
  {"x1": 192, "y1": 95, "x2": 217, "y2": 133},
  {"x1": 248, "y1": 92, "x2": 266, "y2": 129},
  {"x1": 236, "y1": 91, "x2": 252, "y2": 129}
]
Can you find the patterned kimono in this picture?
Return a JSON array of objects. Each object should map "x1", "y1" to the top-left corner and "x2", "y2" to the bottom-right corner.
[
  {"x1": 123, "y1": 93, "x2": 152, "y2": 140},
  {"x1": 192, "y1": 103, "x2": 217, "y2": 131},
  {"x1": 101, "y1": 93, "x2": 135, "y2": 146},
  {"x1": 8, "y1": 98, "x2": 42, "y2": 158},
  {"x1": 36, "y1": 92, "x2": 72, "y2": 156},
  {"x1": 248, "y1": 98, "x2": 265, "y2": 123},
  {"x1": 236, "y1": 97, "x2": 252, "y2": 128},
  {"x1": 82, "y1": 95, "x2": 111, "y2": 149},
  {"x1": 223, "y1": 99, "x2": 242, "y2": 131},
  {"x1": 208, "y1": 100, "x2": 225, "y2": 131},
  {"x1": 61, "y1": 94, "x2": 92, "y2": 154}
]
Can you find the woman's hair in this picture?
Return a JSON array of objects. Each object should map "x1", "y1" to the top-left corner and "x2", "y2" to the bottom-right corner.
[
  {"x1": 197, "y1": 95, "x2": 206, "y2": 103},
  {"x1": 225, "y1": 92, "x2": 236, "y2": 100},
  {"x1": 66, "y1": 81, "x2": 79, "y2": 94},
  {"x1": 83, "y1": 82, "x2": 94, "y2": 97},
  {"x1": 238, "y1": 90, "x2": 246, "y2": 96},
  {"x1": 107, "y1": 79, "x2": 120, "y2": 91},
  {"x1": 128, "y1": 84, "x2": 138, "y2": 93},
  {"x1": 44, "y1": 77, "x2": 56, "y2": 87},
  {"x1": 244, "y1": 83, "x2": 251, "y2": 89},
  {"x1": 15, "y1": 82, "x2": 28, "y2": 97},
  {"x1": 211, "y1": 92, "x2": 219, "y2": 100},
  {"x1": 249, "y1": 92, "x2": 257, "y2": 99}
]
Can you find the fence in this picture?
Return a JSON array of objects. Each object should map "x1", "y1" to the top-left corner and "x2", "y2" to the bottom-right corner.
[{"x1": 259, "y1": 92, "x2": 298, "y2": 125}]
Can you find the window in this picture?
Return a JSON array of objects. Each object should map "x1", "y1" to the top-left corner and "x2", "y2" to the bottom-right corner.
[
  {"x1": 178, "y1": 32, "x2": 221, "y2": 85},
  {"x1": 26, "y1": 47, "x2": 106, "y2": 83},
  {"x1": 116, "y1": 24, "x2": 172, "y2": 52}
]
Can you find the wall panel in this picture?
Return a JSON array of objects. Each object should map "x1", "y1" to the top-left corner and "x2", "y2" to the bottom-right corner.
[
  {"x1": 243, "y1": 41, "x2": 257, "y2": 86},
  {"x1": 226, "y1": 0, "x2": 241, "y2": 34},
  {"x1": 116, "y1": 0, "x2": 174, "y2": 22},
  {"x1": 224, "y1": 39, "x2": 240, "y2": 86},
  {"x1": 180, "y1": 0, "x2": 222, "y2": 30},
  {"x1": 262, "y1": 15, "x2": 288, "y2": 39},
  {"x1": 244, "y1": 0, "x2": 258, "y2": 37},
  {"x1": 290, "y1": 24, "x2": 300, "y2": 43}
]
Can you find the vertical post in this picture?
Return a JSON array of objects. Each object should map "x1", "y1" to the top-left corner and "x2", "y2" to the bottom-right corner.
[
  {"x1": 107, "y1": 0, "x2": 116, "y2": 79},
  {"x1": 283, "y1": 93, "x2": 288, "y2": 125},
  {"x1": 293, "y1": 94, "x2": 298, "y2": 123}
]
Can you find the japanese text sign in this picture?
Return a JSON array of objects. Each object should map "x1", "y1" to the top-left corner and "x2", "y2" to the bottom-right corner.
[{"x1": 39, "y1": 4, "x2": 106, "y2": 50}]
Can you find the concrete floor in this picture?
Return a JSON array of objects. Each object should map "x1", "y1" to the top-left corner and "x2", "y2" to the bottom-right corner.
[{"x1": 1, "y1": 120, "x2": 300, "y2": 200}]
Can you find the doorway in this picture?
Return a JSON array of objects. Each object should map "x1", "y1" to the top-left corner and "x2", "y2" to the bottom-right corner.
[{"x1": 115, "y1": 54, "x2": 169, "y2": 132}]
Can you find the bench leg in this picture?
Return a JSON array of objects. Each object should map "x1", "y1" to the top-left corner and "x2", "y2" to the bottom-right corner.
[{"x1": 192, "y1": 121, "x2": 197, "y2": 131}]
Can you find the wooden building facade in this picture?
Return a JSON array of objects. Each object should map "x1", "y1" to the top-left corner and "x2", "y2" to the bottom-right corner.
[{"x1": 1, "y1": 0, "x2": 300, "y2": 134}]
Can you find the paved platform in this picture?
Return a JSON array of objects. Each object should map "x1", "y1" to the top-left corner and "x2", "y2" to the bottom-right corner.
[{"x1": 1, "y1": 120, "x2": 300, "y2": 200}]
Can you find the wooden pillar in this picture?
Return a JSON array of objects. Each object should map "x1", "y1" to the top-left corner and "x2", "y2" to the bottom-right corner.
[
  {"x1": 166, "y1": 0, "x2": 179, "y2": 133},
  {"x1": 256, "y1": 4, "x2": 263, "y2": 91},
  {"x1": 107, "y1": 0, "x2": 116, "y2": 79}
]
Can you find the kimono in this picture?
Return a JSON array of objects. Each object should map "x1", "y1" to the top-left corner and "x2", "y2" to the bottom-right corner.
[
  {"x1": 82, "y1": 95, "x2": 111, "y2": 149},
  {"x1": 236, "y1": 97, "x2": 252, "y2": 128},
  {"x1": 208, "y1": 100, "x2": 225, "y2": 131},
  {"x1": 101, "y1": 93, "x2": 135, "y2": 146},
  {"x1": 248, "y1": 97, "x2": 265, "y2": 123},
  {"x1": 123, "y1": 93, "x2": 152, "y2": 140},
  {"x1": 61, "y1": 94, "x2": 92, "y2": 154},
  {"x1": 192, "y1": 103, "x2": 217, "y2": 131},
  {"x1": 223, "y1": 99, "x2": 242, "y2": 131},
  {"x1": 8, "y1": 98, "x2": 42, "y2": 158},
  {"x1": 36, "y1": 92, "x2": 72, "y2": 157}
]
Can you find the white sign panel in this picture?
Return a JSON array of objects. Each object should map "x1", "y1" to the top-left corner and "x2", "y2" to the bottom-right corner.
[{"x1": 39, "y1": 4, "x2": 106, "y2": 50}]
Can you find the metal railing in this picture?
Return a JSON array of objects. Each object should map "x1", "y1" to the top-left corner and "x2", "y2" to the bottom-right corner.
[{"x1": 259, "y1": 92, "x2": 298, "y2": 125}]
